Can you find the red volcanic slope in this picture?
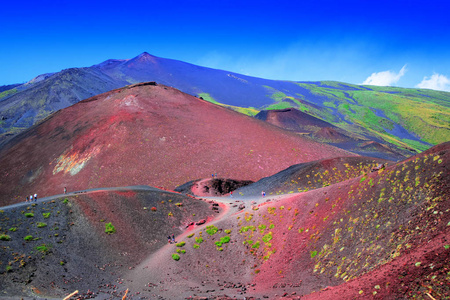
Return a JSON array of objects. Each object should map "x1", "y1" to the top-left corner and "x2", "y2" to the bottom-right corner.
[
  {"x1": 0, "y1": 82, "x2": 353, "y2": 205},
  {"x1": 245, "y1": 142, "x2": 449, "y2": 298}
]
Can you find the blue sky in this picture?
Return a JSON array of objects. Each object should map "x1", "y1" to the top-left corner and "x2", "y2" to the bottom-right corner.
[{"x1": 1, "y1": 0, "x2": 450, "y2": 91}]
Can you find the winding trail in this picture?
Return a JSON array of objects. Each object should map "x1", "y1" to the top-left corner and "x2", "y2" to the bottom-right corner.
[{"x1": 122, "y1": 189, "x2": 291, "y2": 298}]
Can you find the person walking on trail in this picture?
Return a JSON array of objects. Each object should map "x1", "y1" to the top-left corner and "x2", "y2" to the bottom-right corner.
[
  {"x1": 168, "y1": 235, "x2": 172, "y2": 244},
  {"x1": 34, "y1": 194, "x2": 37, "y2": 202},
  {"x1": 172, "y1": 234, "x2": 175, "y2": 243},
  {"x1": 64, "y1": 187, "x2": 67, "y2": 194},
  {"x1": 262, "y1": 191, "x2": 265, "y2": 197},
  {"x1": 30, "y1": 195, "x2": 33, "y2": 202}
]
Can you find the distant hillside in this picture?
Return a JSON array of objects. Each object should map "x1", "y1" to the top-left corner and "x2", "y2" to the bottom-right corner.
[
  {"x1": 1, "y1": 52, "x2": 448, "y2": 153},
  {"x1": 254, "y1": 108, "x2": 410, "y2": 160},
  {"x1": 0, "y1": 83, "x2": 352, "y2": 206}
]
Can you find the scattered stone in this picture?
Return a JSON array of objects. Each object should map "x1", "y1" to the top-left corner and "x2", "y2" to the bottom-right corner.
[{"x1": 196, "y1": 219, "x2": 206, "y2": 225}]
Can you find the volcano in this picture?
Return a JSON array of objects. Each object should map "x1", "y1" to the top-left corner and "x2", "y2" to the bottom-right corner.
[{"x1": 0, "y1": 82, "x2": 353, "y2": 206}]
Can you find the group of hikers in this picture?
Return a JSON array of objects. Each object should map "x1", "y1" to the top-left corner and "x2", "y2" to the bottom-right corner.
[
  {"x1": 25, "y1": 194, "x2": 38, "y2": 202},
  {"x1": 167, "y1": 234, "x2": 176, "y2": 244}
]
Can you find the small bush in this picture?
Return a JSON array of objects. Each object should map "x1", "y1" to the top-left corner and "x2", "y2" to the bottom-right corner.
[
  {"x1": 252, "y1": 241, "x2": 260, "y2": 249},
  {"x1": 37, "y1": 222, "x2": 47, "y2": 228},
  {"x1": 6, "y1": 265, "x2": 12, "y2": 272},
  {"x1": 193, "y1": 244, "x2": 200, "y2": 249},
  {"x1": 224, "y1": 229, "x2": 232, "y2": 234},
  {"x1": 220, "y1": 236, "x2": 230, "y2": 244},
  {"x1": 262, "y1": 232, "x2": 273, "y2": 243},
  {"x1": 205, "y1": 225, "x2": 218, "y2": 235},
  {"x1": 25, "y1": 213, "x2": 34, "y2": 218},
  {"x1": 42, "y1": 213, "x2": 51, "y2": 219},
  {"x1": 195, "y1": 237, "x2": 204, "y2": 244},
  {"x1": 36, "y1": 244, "x2": 50, "y2": 253},
  {"x1": 105, "y1": 222, "x2": 116, "y2": 234},
  {"x1": 0, "y1": 234, "x2": 11, "y2": 241},
  {"x1": 187, "y1": 233, "x2": 195, "y2": 238},
  {"x1": 8, "y1": 227, "x2": 17, "y2": 232},
  {"x1": 310, "y1": 250, "x2": 318, "y2": 258},
  {"x1": 172, "y1": 253, "x2": 180, "y2": 261},
  {"x1": 176, "y1": 241, "x2": 185, "y2": 247},
  {"x1": 24, "y1": 235, "x2": 33, "y2": 241},
  {"x1": 176, "y1": 249, "x2": 186, "y2": 254},
  {"x1": 63, "y1": 198, "x2": 69, "y2": 204}
]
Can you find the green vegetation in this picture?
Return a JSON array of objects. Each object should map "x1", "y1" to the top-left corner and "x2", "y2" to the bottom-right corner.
[
  {"x1": 37, "y1": 222, "x2": 47, "y2": 228},
  {"x1": 195, "y1": 237, "x2": 204, "y2": 244},
  {"x1": 105, "y1": 222, "x2": 116, "y2": 234},
  {"x1": 36, "y1": 244, "x2": 50, "y2": 254},
  {"x1": 205, "y1": 225, "x2": 218, "y2": 235},
  {"x1": 292, "y1": 81, "x2": 450, "y2": 151},
  {"x1": 172, "y1": 253, "x2": 180, "y2": 261},
  {"x1": 176, "y1": 241, "x2": 186, "y2": 247},
  {"x1": 0, "y1": 234, "x2": 11, "y2": 241},
  {"x1": 215, "y1": 235, "x2": 231, "y2": 247},
  {"x1": 24, "y1": 235, "x2": 33, "y2": 241},
  {"x1": 8, "y1": 227, "x2": 17, "y2": 232},
  {"x1": 198, "y1": 93, "x2": 220, "y2": 105},
  {"x1": 25, "y1": 212, "x2": 34, "y2": 218},
  {"x1": 311, "y1": 250, "x2": 318, "y2": 258},
  {"x1": 63, "y1": 198, "x2": 69, "y2": 204},
  {"x1": 42, "y1": 212, "x2": 51, "y2": 218},
  {"x1": 187, "y1": 233, "x2": 195, "y2": 238},
  {"x1": 193, "y1": 244, "x2": 200, "y2": 249},
  {"x1": 262, "y1": 232, "x2": 273, "y2": 243},
  {"x1": 252, "y1": 241, "x2": 261, "y2": 249},
  {"x1": 0, "y1": 88, "x2": 18, "y2": 100}
]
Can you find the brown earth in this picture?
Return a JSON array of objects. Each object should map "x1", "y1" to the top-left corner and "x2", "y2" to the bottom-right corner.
[{"x1": 0, "y1": 82, "x2": 354, "y2": 207}]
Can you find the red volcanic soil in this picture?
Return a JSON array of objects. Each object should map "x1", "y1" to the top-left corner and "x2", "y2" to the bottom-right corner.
[
  {"x1": 0, "y1": 187, "x2": 221, "y2": 298},
  {"x1": 0, "y1": 82, "x2": 353, "y2": 206},
  {"x1": 245, "y1": 142, "x2": 449, "y2": 299},
  {"x1": 0, "y1": 143, "x2": 448, "y2": 299}
]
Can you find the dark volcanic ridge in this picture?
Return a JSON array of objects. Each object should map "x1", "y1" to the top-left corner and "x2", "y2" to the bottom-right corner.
[
  {"x1": 255, "y1": 108, "x2": 410, "y2": 161},
  {"x1": 175, "y1": 178, "x2": 254, "y2": 197},
  {"x1": 0, "y1": 142, "x2": 448, "y2": 299}
]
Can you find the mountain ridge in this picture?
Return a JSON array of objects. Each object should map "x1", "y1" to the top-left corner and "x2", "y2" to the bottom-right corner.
[{"x1": 1, "y1": 52, "x2": 449, "y2": 154}]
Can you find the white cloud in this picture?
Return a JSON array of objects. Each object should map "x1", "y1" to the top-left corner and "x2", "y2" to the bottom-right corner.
[
  {"x1": 416, "y1": 73, "x2": 450, "y2": 92},
  {"x1": 362, "y1": 65, "x2": 407, "y2": 86}
]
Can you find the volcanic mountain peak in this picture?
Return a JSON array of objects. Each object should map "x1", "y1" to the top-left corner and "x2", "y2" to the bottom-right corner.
[
  {"x1": 25, "y1": 72, "x2": 55, "y2": 85},
  {"x1": 128, "y1": 51, "x2": 157, "y2": 64}
]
